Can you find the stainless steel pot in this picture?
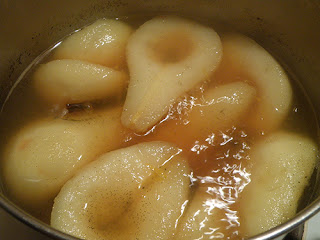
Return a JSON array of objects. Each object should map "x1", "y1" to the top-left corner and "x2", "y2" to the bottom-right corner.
[{"x1": 0, "y1": 0, "x2": 320, "y2": 239}]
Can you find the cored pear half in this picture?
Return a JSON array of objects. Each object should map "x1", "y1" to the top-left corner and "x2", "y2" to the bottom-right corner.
[{"x1": 122, "y1": 16, "x2": 223, "y2": 133}]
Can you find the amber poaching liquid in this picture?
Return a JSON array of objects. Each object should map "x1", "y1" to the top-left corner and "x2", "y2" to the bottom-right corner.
[{"x1": 0, "y1": 14, "x2": 319, "y2": 239}]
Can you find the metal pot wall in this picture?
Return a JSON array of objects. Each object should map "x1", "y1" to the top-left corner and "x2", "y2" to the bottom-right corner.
[{"x1": 0, "y1": 0, "x2": 320, "y2": 239}]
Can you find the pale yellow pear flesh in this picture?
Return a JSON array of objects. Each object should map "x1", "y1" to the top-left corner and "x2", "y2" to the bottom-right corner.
[
  {"x1": 54, "y1": 19, "x2": 133, "y2": 69},
  {"x1": 221, "y1": 33, "x2": 293, "y2": 132},
  {"x1": 187, "y1": 81, "x2": 256, "y2": 136},
  {"x1": 122, "y1": 16, "x2": 223, "y2": 133},
  {"x1": 175, "y1": 190, "x2": 221, "y2": 240},
  {"x1": 239, "y1": 131, "x2": 317, "y2": 237},
  {"x1": 3, "y1": 107, "x2": 124, "y2": 215},
  {"x1": 51, "y1": 142, "x2": 190, "y2": 240},
  {"x1": 145, "y1": 81, "x2": 256, "y2": 147},
  {"x1": 33, "y1": 59, "x2": 128, "y2": 105}
]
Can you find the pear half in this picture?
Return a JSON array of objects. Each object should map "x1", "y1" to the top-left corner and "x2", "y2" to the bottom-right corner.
[
  {"x1": 54, "y1": 19, "x2": 133, "y2": 69},
  {"x1": 51, "y1": 141, "x2": 190, "y2": 240},
  {"x1": 3, "y1": 107, "x2": 124, "y2": 219},
  {"x1": 221, "y1": 33, "x2": 292, "y2": 132},
  {"x1": 122, "y1": 16, "x2": 222, "y2": 133},
  {"x1": 186, "y1": 81, "x2": 256, "y2": 137},
  {"x1": 33, "y1": 59, "x2": 128, "y2": 105},
  {"x1": 239, "y1": 131, "x2": 317, "y2": 237},
  {"x1": 143, "y1": 81, "x2": 256, "y2": 147}
]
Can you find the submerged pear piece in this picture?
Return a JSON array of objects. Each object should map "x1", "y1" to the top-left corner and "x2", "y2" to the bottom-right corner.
[
  {"x1": 54, "y1": 19, "x2": 133, "y2": 69},
  {"x1": 33, "y1": 59, "x2": 128, "y2": 105},
  {"x1": 122, "y1": 16, "x2": 222, "y2": 133},
  {"x1": 144, "y1": 81, "x2": 256, "y2": 147},
  {"x1": 3, "y1": 107, "x2": 124, "y2": 218},
  {"x1": 175, "y1": 189, "x2": 222, "y2": 240},
  {"x1": 239, "y1": 131, "x2": 317, "y2": 237},
  {"x1": 186, "y1": 81, "x2": 256, "y2": 136},
  {"x1": 221, "y1": 33, "x2": 292, "y2": 131},
  {"x1": 51, "y1": 142, "x2": 190, "y2": 240}
]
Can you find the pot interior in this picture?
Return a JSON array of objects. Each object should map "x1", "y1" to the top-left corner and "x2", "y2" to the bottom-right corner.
[{"x1": 0, "y1": 0, "x2": 320, "y2": 239}]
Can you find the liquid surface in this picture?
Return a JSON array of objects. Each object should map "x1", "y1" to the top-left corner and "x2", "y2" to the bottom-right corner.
[{"x1": 0, "y1": 15, "x2": 319, "y2": 239}]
